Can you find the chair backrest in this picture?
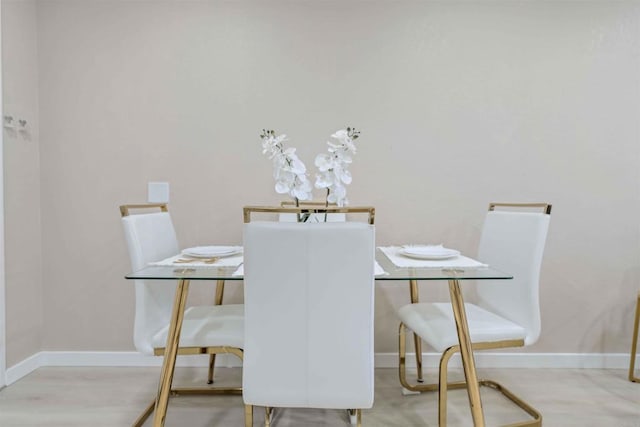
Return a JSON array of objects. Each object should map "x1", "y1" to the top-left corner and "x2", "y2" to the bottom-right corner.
[
  {"x1": 476, "y1": 203, "x2": 551, "y2": 346},
  {"x1": 120, "y1": 204, "x2": 180, "y2": 354},
  {"x1": 278, "y1": 200, "x2": 346, "y2": 223},
  {"x1": 242, "y1": 221, "x2": 375, "y2": 409}
]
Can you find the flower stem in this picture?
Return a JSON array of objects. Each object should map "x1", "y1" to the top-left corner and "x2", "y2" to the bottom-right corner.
[
  {"x1": 295, "y1": 197, "x2": 301, "y2": 223},
  {"x1": 324, "y1": 189, "x2": 329, "y2": 222}
]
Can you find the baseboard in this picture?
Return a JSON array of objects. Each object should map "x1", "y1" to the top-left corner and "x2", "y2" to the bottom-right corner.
[
  {"x1": 5, "y1": 351, "x2": 638, "y2": 386},
  {"x1": 5, "y1": 351, "x2": 242, "y2": 386},
  {"x1": 5, "y1": 352, "x2": 41, "y2": 386}
]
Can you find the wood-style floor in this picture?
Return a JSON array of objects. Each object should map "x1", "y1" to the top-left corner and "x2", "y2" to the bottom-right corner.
[{"x1": 0, "y1": 367, "x2": 638, "y2": 426}]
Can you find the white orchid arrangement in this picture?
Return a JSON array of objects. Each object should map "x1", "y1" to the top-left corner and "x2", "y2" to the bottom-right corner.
[
  {"x1": 314, "y1": 127, "x2": 360, "y2": 206},
  {"x1": 260, "y1": 127, "x2": 361, "y2": 207},
  {"x1": 260, "y1": 129, "x2": 313, "y2": 201}
]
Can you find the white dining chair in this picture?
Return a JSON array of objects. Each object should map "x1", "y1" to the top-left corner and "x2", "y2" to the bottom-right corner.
[
  {"x1": 242, "y1": 219, "x2": 375, "y2": 427},
  {"x1": 397, "y1": 202, "x2": 551, "y2": 426},
  {"x1": 120, "y1": 203, "x2": 245, "y2": 426},
  {"x1": 630, "y1": 291, "x2": 640, "y2": 382}
]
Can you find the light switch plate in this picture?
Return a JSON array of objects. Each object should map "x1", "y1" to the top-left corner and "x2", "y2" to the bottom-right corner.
[{"x1": 148, "y1": 182, "x2": 170, "y2": 203}]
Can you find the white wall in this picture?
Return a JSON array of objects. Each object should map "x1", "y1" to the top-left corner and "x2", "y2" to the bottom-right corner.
[
  {"x1": 2, "y1": 0, "x2": 639, "y2": 360},
  {"x1": 0, "y1": 0, "x2": 5, "y2": 387},
  {"x1": 2, "y1": 0, "x2": 42, "y2": 368}
]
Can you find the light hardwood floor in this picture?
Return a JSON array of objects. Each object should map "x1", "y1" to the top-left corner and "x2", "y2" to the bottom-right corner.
[{"x1": 0, "y1": 367, "x2": 638, "y2": 426}]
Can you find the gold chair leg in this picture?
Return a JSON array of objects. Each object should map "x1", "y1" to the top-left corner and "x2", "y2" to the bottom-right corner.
[
  {"x1": 409, "y1": 280, "x2": 424, "y2": 382},
  {"x1": 630, "y1": 293, "x2": 640, "y2": 383},
  {"x1": 399, "y1": 323, "x2": 439, "y2": 394},
  {"x1": 136, "y1": 346, "x2": 243, "y2": 426},
  {"x1": 400, "y1": 322, "x2": 540, "y2": 426},
  {"x1": 348, "y1": 408, "x2": 361, "y2": 425},
  {"x1": 264, "y1": 407, "x2": 273, "y2": 427},
  {"x1": 207, "y1": 354, "x2": 217, "y2": 384},
  {"x1": 132, "y1": 399, "x2": 156, "y2": 427},
  {"x1": 479, "y1": 380, "x2": 542, "y2": 426},
  {"x1": 413, "y1": 333, "x2": 424, "y2": 383},
  {"x1": 438, "y1": 346, "x2": 456, "y2": 426},
  {"x1": 245, "y1": 404, "x2": 254, "y2": 427}
]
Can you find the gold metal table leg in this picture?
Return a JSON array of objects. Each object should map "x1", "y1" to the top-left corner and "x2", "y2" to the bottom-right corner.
[
  {"x1": 448, "y1": 278, "x2": 485, "y2": 427},
  {"x1": 630, "y1": 293, "x2": 640, "y2": 382},
  {"x1": 244, "y1": 404, "x2": 253, "y2": 427},
  {"x1": 409, "y1": 279, "x2": 424, "y2": 382},
  {"x1": 208, "y1": 279, "x2": 227, "y2": 384},
  {"x1": 152, "y1": 279, "x2": 190, "y2": 427}
]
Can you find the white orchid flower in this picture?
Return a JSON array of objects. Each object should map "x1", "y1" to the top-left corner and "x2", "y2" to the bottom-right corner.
[
  {"x1": 315, "y1": 153, "x2": 335, "y2": 172},
  {"x1": 338, "y1": 168, "x2": 352, "y2": 185},
  {"x1": 334, "y1": 150, "x2": 353, "y2": 164},
  {"x1": 331, "y1": 129, "x2": 349, "y2": 140},
  {"x1": 292, "y1": 176, "x2": 313, "y2": 200},
  {"x1": 260, "y1": 129, "x2": 313, "y2": 203},
  {"x1": 314, "y1": 170, "x2": 335, "y2": 188},
  {"x1": 288, "y1": 154, "x2": 307, "y2": 174},
  {"x1": 313, "y1": 127, "x2": 360, "y2": 206},
  {"x1": 327, "y1": 183, "x2": 347, "y2": 206},
  {"x1": 275, "y1": 180, "x2": 291, "y2": 194}
]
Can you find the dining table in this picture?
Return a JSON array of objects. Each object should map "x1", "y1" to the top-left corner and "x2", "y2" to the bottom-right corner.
[{"x1": 125, "y1": 248, "x2": 512, "y2": 427}]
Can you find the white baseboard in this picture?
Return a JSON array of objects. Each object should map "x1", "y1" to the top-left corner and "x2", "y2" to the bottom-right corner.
[
  {"x1": 5, "y1": 352, "x2": 41, "y2": 386},
  {"x1": 5, "y1": 351, "x2": 242, "y2": 386},
  {"x1": 5, "y1": 351, "x2": 638, "y2": 386}
]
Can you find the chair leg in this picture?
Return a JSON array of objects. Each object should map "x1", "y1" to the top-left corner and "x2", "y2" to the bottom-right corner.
[
  {"x1": 131, "y1": 399, "x2": 155, "y2": 427},
  {"x1": 399, "y1": 323, "x2": 541, "y2": 426},
  {"x1": 630, "y1": 293, "x2": 640, "y2": 383},
  {"x1": 348, "y1": 408, "x2": 362, "y2": 425},
  {"x1": 437, "y1": 347, "x2": 457, "y2": 426},
  {"x1": 207, "y1": 354, "x2": 216, "y2": 384},
  {"x1": 398, "y1": 323, "x2": 439, "y2": 394},
  {"x1": 264, "y1": 407, "x2": 273, "y2": 427},
  {"x1": 133, "y1": 347, "x2": 244, "y2": 427},
  {"x1": 436, "y1": 348, "x2": 541, "y2": 427},
  {"x1": 479, "y1": 380, "x2": 542, "y2": 426},
  {"x1": 409, "y1": 279, "x2": 424, "y2": 382},
  {"x1": 413, "y1": 333, "x2": 424, "y2": 382},
  {"x1": 245, "y1": 404, "x2": 254, "y2": 427}
]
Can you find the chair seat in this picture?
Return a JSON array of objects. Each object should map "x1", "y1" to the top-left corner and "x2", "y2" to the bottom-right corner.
[
  {"x1": 152, "y1": 304, "x2": 244, "y2": 349},
  {"x1": 398, "y1": 302, "x2": 526, "y2": 352}
]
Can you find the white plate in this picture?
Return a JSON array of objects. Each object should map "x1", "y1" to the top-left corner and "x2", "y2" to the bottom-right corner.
[
  {"x1": 181, "y1": 246, "x2": 242, "y2": 258},
  {"x1": 400, "y1": 245, "x2": 460, "y2": 260}
]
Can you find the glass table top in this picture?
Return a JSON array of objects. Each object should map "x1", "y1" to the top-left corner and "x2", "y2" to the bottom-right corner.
[{"x1": 126, "y1": 249, "x2": 512, "y2": 282}]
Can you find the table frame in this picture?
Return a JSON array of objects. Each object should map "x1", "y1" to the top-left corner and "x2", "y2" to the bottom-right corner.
[{"x1": 126, "y1": 251, "x2": 512, "y2": 427}]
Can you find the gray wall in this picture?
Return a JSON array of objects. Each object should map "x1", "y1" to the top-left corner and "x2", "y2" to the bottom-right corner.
[{"x1": 3, "y1": 0, "x2": 639, "y2": 365}]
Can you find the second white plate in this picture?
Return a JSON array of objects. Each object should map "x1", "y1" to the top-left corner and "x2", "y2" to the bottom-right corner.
[
  {"x1": 181, "y1": 246, "x2": 242, "y2": 258},
  {"x1": 400, "y1": 245, "x2": 460, "y2": 260}
]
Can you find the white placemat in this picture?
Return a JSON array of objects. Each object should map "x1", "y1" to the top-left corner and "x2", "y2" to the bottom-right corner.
[
  {"x1": 380, "y1": 246, "x2": 488, "y2": 269},
  {"x1": 150, "y1": 253, "x2": 244, "y2": 268},
  {"x1": 232, "y1": 261, "x2": 388, "y2": 277},
  {"x1": 374, "y1": 261, "x2": 388, "y2": 276}
]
